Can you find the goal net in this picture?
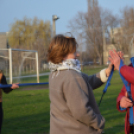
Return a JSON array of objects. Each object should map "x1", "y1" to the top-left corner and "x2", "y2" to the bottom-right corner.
[{"x1": 0, "y1": 48, "x2": 40, "y2": 84}]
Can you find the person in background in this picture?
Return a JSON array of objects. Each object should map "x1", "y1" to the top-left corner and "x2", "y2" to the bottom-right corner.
[
  {"x1": 109, "y1": 50, "x2": 134, "y2": 134},
  {"x1": 0, "y1": 69, "x2": 19, "y2": 134},
  {"x1": 47, "y1": 34, "x2": 113, "y2": 134}
]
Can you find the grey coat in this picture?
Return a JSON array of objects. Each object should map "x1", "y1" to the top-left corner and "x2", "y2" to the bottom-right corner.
[{"x1": 49, "y1": 70, "x2": 105, "y2": 134}]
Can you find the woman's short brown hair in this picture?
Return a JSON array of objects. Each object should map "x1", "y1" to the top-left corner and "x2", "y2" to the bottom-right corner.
[{"x1": 47, "y1": 34, "x2": 77, "y2": 64}]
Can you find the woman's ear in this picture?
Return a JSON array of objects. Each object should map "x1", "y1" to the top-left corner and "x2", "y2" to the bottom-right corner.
[{"x1": 63, "y1": 56, "x2": 67, "y2": 60}]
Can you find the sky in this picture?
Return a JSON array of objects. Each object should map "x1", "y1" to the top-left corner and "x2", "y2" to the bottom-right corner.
[{"x1": 0, "y1": 0, "x2": 134, "y2": 34}]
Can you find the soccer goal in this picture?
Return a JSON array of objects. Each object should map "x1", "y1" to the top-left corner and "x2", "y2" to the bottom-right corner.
[{"x1": 0, "y1": 48, "x2": 39, "y2": 84}]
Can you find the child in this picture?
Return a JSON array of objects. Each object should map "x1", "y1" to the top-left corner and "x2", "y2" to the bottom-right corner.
[{"x1": 0, "y1": 70, "x2": 19, "y2": 134}]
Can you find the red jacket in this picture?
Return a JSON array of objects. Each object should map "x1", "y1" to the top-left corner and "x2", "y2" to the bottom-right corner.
[{"x1": 117, "y1": 64, "x2": 134, "y2": 134}]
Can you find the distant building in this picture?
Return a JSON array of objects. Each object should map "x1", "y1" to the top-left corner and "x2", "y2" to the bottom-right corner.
[
  {"x1": 0, "y1": 32, "x2": 9, "y2": 48},
  {"x1": 110, "y1": 27, "x2": 123, "y2": 37},
  {"x1": 0, "y1": 32, "x2": 9, "y2": 70},
  {"x1": 102, "y1": 26, "x2": 134, "y2": 65},
  {"x1": 103, "y1": 44, "x2": 116, "y2": 65},
  {"x1": 103, "y1": 43, "x2": 130, "y2": 65}
]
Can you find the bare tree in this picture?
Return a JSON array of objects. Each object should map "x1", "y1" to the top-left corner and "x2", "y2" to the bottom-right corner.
[
  {"x1": 113, "y1": 6, "x2": 134, "y2": 56},
  {"x1": 68, "y1": 0, "x2": 119, "y2": 65}
]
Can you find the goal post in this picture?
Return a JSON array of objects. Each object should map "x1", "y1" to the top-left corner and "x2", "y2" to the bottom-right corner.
[{"x1": 0, "y1": 48, "x2": 39, "y2": 84}]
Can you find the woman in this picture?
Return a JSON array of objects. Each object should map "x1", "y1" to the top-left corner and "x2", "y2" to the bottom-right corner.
[
  {"x1": 48, "y1": 34, "x2": 112, "y2": 134},
  {"x1": 109, "y1": 50, "x2": 134, "y2": 134},
  {"x1": 0, "y1": 70, "x2": 19, "y2": 134}
]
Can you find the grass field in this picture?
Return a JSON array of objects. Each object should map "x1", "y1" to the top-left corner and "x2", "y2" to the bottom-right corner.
[{"x1": 2, "y1": 66, "x2": 126, "y2": 134}]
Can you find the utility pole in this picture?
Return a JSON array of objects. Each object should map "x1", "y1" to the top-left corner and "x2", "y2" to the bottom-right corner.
[
  {"x1": 52, "y1": 15, "x2": 59, "y2": 37},
  {"x1": 79, "y1": 34, "x2": 83, "y2": 71},
  {"x1": 103, "y1": 28, "x2": 106, "y2": 65}
]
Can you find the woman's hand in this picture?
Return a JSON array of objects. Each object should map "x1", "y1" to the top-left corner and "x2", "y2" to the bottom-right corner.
[
  {"x1": 109, "y1": 50, "x2": 121, "y2": 70},
  {"x1": 117, "y1": 51, "x2": 124, "y2": 61},
  {"x1": 105, "y1": 63, "x2": 113, "y2": 77},
  {"x1": 11, "y1": 83, "x2": 19, "y2": 89},
  {"x1": 120, "y1": 92, "x2": 133, "y2": 108}
]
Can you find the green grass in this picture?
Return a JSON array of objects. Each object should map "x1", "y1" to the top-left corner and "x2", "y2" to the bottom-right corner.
[
  {"x1": 2, "y1": 89, "x2": 50, "y2": 134},
  {"x1": 19, "y1": 75, "x2": 49, "y2": 83},
  {"x1": 2, "y1": 67, "x2": 126, "y2": 134}
]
